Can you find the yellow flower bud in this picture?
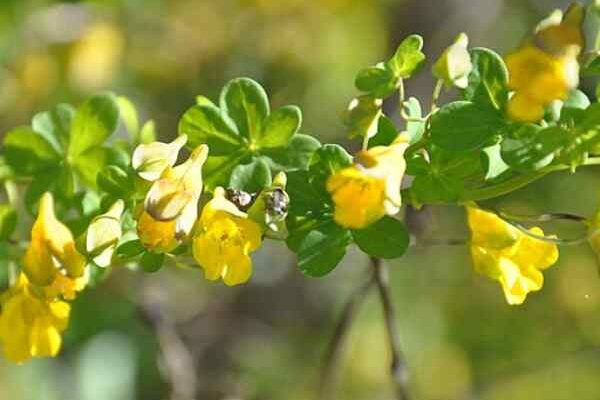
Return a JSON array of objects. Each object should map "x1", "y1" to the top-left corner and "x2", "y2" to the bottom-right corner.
[
  {"x1": 326, "y1": 136, "x2": 409, "y2": 229},
  {"x1": 433, "y1": 33, "x2": 472, "y2": 89},
  {"x1": 138, "y1": 145, "x2": 209, "y2": 252},
  {"x1": 23, "y1": 193, "x2": 86, "y2": 287},
  {"x1": 467, "y1": 206, "x2": 559, "y2": 305},
  {"x1": 192, "y1": 188, "x2": 263, "y2": 286},
  {"x1": 0, "y1": 274, "x2": 70, "y2": 363},
  {"x1": 132, "y1": 135, "x2": 188, "y2": 181},
  {"x1": 86, "y1": 200, "x2": 124, "y2": 267}
]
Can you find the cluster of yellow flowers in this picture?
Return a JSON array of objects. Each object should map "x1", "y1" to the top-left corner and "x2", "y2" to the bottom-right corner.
[
  {"x1": 0, "y1": 193, "x2": 111, "y2": 363},
  {"x1": 505, "y1": 3, "x2": 584, "y2": 122},
  {"x1": 133, "y1": 135, "x2": 264, "y2": 285}
]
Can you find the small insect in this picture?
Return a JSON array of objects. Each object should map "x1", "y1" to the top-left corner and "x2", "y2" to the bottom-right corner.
[
  {"x1": 265, "y1": 188, "x2": 289, "y2": 220},
  {"x1": 225, "y1": 188, "x2": 256, "y2": 211}
]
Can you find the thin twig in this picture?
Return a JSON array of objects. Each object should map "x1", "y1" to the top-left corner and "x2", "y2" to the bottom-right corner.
[
  {"x1": 318, "y1": 272, "x2": 375, "y2": 400},
  {"x1": 138, "y1": 282, "x2": 197, "y2": 400},
  {"x1": 372, "y1": 257, "x2": 411, "y2": 400}
]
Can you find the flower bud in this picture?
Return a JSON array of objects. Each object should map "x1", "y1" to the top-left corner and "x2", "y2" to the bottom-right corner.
[
  {"x1": 132, "y1": 135, "x2": 188, "y2": 181},
  {"x1": 86, "y1": 200, "x2": 124, "y2": 267}
]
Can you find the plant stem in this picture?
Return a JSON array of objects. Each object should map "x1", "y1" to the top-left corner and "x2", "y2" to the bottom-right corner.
[
  {"x1": 462, "y1": 157, "x2": 600, "y2": 202},
  {"x1": 430, "y1": 79, "x2": 444, "y2": 113},
  {"x1": 318, "y1": 272, "x2": 375, "y2": 400},
  {"x1": 372, "y1": 257, "x2": 411, "y2": 400}
]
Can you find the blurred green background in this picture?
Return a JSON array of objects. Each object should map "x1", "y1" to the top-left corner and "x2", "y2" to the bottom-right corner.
[{"x1": 2, "y1": 0, "x2": 600, "y2": 399}]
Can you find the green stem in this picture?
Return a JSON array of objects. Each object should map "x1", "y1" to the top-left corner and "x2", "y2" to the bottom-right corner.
[
  {"x1": 461, "y1": 157, "x2": 600, "y2": 202},
  {"x1": 430, "y1": 79, "x2": 444, "y2": 113}
]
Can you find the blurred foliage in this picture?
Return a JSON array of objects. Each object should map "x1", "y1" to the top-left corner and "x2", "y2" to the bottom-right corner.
[{"x1": 3, "y1": 0, "x2": 600, "y2": 400}]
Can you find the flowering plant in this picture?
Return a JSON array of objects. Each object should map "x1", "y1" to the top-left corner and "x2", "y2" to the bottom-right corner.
[{"x1": 2, "y1": 2, "x2": 600, "y2": 398}]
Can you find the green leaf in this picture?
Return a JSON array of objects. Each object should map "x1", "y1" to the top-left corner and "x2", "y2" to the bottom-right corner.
[
  {"x1": 117, "y1": 96, "x2": 140, "y2": 138},
  {"x1": 387, "y1": 34, "x2": 426, "y2": 78},
  {"x1": 583, "y1": 55, "x2": 600, "y2": 76},
  {"x1": 287, "y1": 219, "x2": 351, "y2": 277},
  {"x1": 352, "y1": 216, "x2": 409, "y2": 259},
  {"x1": 97, "y1": 165, "x2": 134, "y2": 198},
  {"x1": 368, "y1": 115, "x2": 398, "y2": 148},
  {"x1": 139, "y1": 120, "x2": 157, "y2": 144},
  {"x1": 219, "y1": 77, "x2": 270, "y2": 142},
  {"x1": 69, "y1": 93, "x2": 120, "y2": 159},
  {"x1": 4, "y1": 126, "x2": 61, "y2": 174},
  {"x1": 178, "y1": 104, "x2": 243, "y2": 155},
  {"x1": 430, "y1": 101, "x2": 505, "y2": 151},
  {"x1": 309, "y1": 144, "x2": 353, "y2": 192},
  {"x1": 116, "y1": 239, "x2": 145, "y2": 259},
  {"x1": 259, "y1": 105, "x2": 302, "y2": 148},
  {"x1": 355, "y1": 64, "x2": 398, "y2": 98},
  {"x1": 196, "y1": 95, "x2": 216, "y2": 107},
  {"x1": 229, "y1": 158, "x2": 272, "y2": 193},
  {"x1": 203, "y1": 149, "x2": 251, "y2": 190},
  {"x1": 410, "y1": 173, "x2": 462, "y2": 205},
  {"x1": 462, "y1": 48, "x2": 509, "y2": 110},
  {"x1": 140, "y1": 251, "x2": 165, "y2": 273},
  {"x1": 501, "y1": 126, "x2": 567, "y2": 171},
  {"x1": 286, "y1": 170, "x2": 329, "y2": 216},
  {"x1": 25, "y1": 168, "x2": 59, "y2": 214},
  {"x1": 32, "y1": 103, "x2": 74, "y2": 152},
  {"x1": 73, "y1": 147, "x2": 110, "y2": 187},
  {"x1": 263, "y1": 134, "x2": 321, "y2": 171},
  {"x1": 344, "y1": 96, "x2": 382, "y2": 139},
  {"x1": 559, "y1": 90, "x2": 590, "y2": 126},
  {"x1": 560, "y1": 103, "x2": 600, "y2": 162},
  {"x1": 0, "y1": 205, "x2": 17, "y2": 241}
]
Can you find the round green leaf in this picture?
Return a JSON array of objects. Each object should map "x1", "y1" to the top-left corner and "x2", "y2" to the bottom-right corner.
[
  {"x1": 4, "y1": 126, "x2": 61, "y2": 174},
  {"x1": 219, "y1": 77, "x2": 270, "y2": 142},
  {"x1": 140, "y1": 251, "x2": 165, "y2": 273},
  {"x1": 178, "y1": 104, "x2": 243, "y2": 155},
  {"x1": 355, "y1": 65, "x2": 398, "y2": 98},
  {"x1": 69, "y1": 93, "x2": 120, "y2": 159},
  {"x1": 259, "y1": 105, "x2": 302, "y2": 148},
  {"x1": 430, "y1": 101, "x2": 505, "y2": 151},
  {"x1": 263, "y1": 134, "x2": 321, "y2": 171},
  {"x1": 97, "y1": 165, "x2": 134, "y2": 198},
  {"x1": 229, "y1": 158, "x2": 273, "y2": 193},
  {"x1": 352, "y1": 217, "x2": 409, "y2": 259},
  {"x1": 501, "y1": 126, "x2": 568, "y2": 171},
  {"x1": 287, "y1": 219, "x2": 351, "y2": 277},
  {"x1": 116, "y1": 240, "x2": 145, "y2": 260},
  {"x1": 462, "y1": 48, "x2": 509, "y2": 110},
  {"x1": 387, "y1": 34, "x2": 426, "y2": 78},
  {"x1": 32, "y1": 103, "x2": 74, "y2": 152}
]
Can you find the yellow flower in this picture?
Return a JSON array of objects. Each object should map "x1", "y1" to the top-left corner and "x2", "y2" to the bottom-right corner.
[
  {"x1": 23, "y1": 193, "x2": 86, "y2": 287},
  {"x1": 505, "y1": 4, "x2": 583, "y2": 123},
  {"x1": 326, "y1": 136, "x2": 409, "y2": 229},
  {"x1": 138, "y1": 145, "x2": 209, "y2": 252},
  {"x1": 132, "y1": 135, "x2": 188, "y2": 181},
  {"x1": 467, "y1": 206, "x2": 559, "y2": 305},
  {"x1": 192, "y1": 187, "x2": 263, "y2": 286},
  {"x1": 0, "y1": 274, "x2": 70, "y2": 363},
  {"x1": 86, "y1": 200, "x2": 124, "y2": 267}
]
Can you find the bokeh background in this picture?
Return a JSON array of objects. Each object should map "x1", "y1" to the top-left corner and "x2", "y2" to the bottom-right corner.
[{"x1": 1, "y1": 0, "x2": 599, "y2": 399}]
